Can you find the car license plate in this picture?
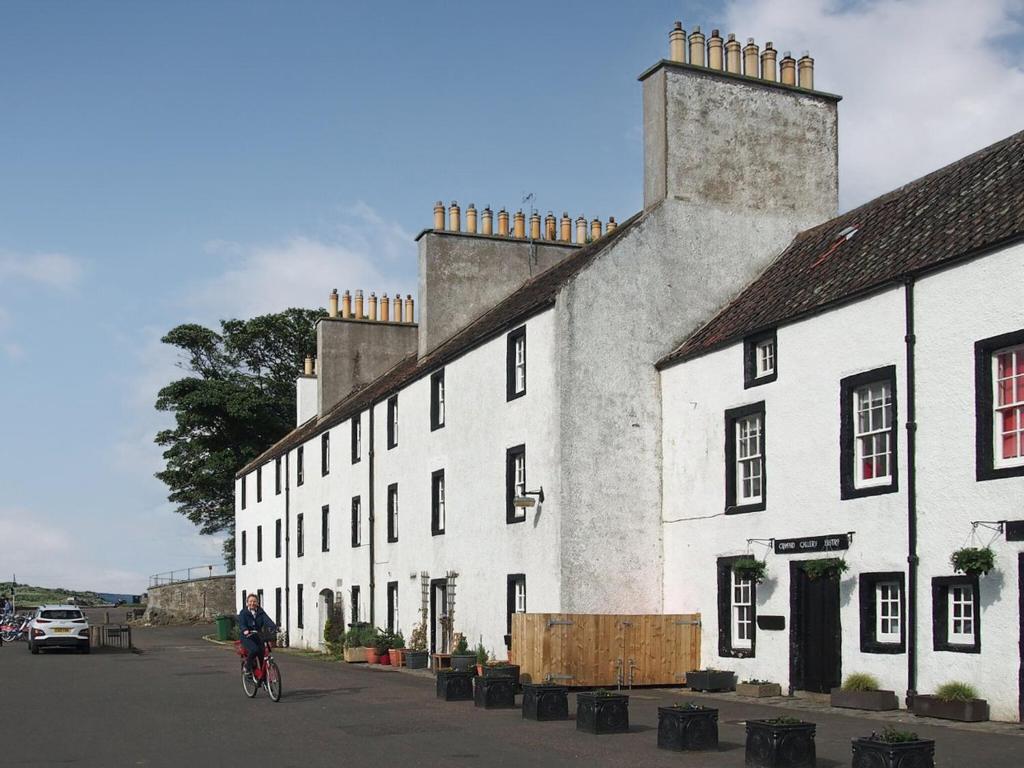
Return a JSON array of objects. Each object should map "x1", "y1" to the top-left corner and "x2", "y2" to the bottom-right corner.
[{"x1": 52, "y1": 627, "x2": 71, "y2": 634}]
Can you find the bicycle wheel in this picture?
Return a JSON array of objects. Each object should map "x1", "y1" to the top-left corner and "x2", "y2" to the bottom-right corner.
[
  {"x1": 265, "y1": 660, "x2": 282, "y2": 702},
  {"x1": 0, "y1": 631, "x2": 15, "y2": 643},
  {"x1": 241, "y1": 661, "x2": 259, "y2": 697}
]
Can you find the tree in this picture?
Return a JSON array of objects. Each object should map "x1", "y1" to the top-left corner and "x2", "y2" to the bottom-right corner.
[{"x1": 154, "y1": 308, "x2": 322, "y2": 569}]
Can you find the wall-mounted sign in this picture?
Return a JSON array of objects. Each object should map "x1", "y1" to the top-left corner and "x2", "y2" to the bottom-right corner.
[
  {"x1": 757, "y1": 615, "x2": 785, "y2": 631},
  {"x1": 1005, "y1": 521, "x2": 1024, "y2": 541},
  {"x1": 773, "y1": 533, "x2": 851, "y2": 555}
]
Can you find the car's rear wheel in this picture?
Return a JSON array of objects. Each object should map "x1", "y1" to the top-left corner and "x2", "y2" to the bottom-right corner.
[
  {"x1": 241, "y1": 662, "x2": 258, "y2": 697},
  {"x1": 266, "y1": 660, "x2": 282, "y2": 702}
]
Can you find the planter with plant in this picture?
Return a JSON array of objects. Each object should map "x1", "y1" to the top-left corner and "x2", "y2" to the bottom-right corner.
[
  {"x1": 576, "y1": 690, "x2": 629, "y2": 735},
  {"x1": 473, "y1": 673, "x2": 516, "y2": 709},
  {"x1": 363, "y1": 627, "x2": 383, "y2": 664},
  {"x1": 950, "y1": 547, "x2": 996, "y2": 576},
  {"x1": 686, "y1": 668, "x2": 736, "y2": 692},
  {"x1": 483, "y1": 659, "x2": 521, "y2": 692},
  {"x1": 435, "y1": 668, "x2": 474, "y2": 701},
  {"x1": 375, "y1": 628, "x2": 393, "y2": 665},
  {"x1": 736, "y1": 679, "x2": 782, "y2": 698},
  {"x1": 521, "y1": 684, "x2": 569, "y2": 721},
  {"x1": 450, "y1": 634, "x2": 475, "y2": 672},
  {"x1": 474, "y1": 642, "x2": 489, "y2": 676},
  {"x1": 405, "y1": 611, "x2": 429, "y2": 669},
  {"x1": 801, "y1": 558, "x2": 849, "y2": 581},
  {"x1": 341, "y1": 626, "x2": 370, "y2": 663},
  {"x1": 657, "y1": 702, "x2": 718, "y2": 751},
  {"x1": 912, "y1": 682, "x2": 989, "y2": 722},
  {"x1": 387, "y1": 630, "x2": 406, "y2": 666},
  {"x1": 733, "y1": 557, "x2": 769, "y2": 584},
  {"x1": 745, "y1": 717, "x2": 816, "y2": 768},
  {"x1": 830, "y1": 672, "x2": 898, "y2": 711},
  {"x1": 323, "y1": 616, "x2": 344, "y2": 658},
  {"x1": 851, "y1": 727, "x2": 935, "y2": 768}
]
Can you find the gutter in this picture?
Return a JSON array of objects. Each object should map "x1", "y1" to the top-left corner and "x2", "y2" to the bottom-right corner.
[{"x1": 904, "y1": 279, "x2": 918, "y2": 706}]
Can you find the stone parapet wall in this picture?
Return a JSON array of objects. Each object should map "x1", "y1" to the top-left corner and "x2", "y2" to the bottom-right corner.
[{"x1": 144, "y1": 575, "x2": 235, "y2": 624}]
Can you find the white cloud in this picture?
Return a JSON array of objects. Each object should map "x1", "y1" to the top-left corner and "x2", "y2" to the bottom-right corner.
[
  {"x1": 0, "y1": 251, "x2": 84, "y2": 291},
  {"x1": 723, "y1": 0, "x2": 1024, "y2": 209}
]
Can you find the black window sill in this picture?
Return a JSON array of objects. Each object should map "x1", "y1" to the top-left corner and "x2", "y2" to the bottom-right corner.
[
  {"x1": 744, "y1": 371, "x2": 777, "y2": 389},
  {"x1": 977, "y1": 463, "x2": 1024, "y2": 482},
  {"x1": 842, "y1": 481, "x2": 898, "y2": 500},
  {"x1": 726, "y1": 501, "x2": 765, "y2": 514},
  {"x1": 506, "y1": 390, "x2": 526, "y2": 402}
]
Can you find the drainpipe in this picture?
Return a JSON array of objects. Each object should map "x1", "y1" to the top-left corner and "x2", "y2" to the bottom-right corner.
[
  {"x1": 904, "y1": 279, "x2": 918, "y2": 707},
  {"x1": 369, "y1": 407, "x2": 376, "y2": 626},
  {"x1": 284, "y1": 452, "x2": 291, "y2": 647}
]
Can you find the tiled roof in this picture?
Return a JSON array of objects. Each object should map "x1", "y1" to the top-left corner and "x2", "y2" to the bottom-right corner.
[
  {"x1": 658, "y1": 129, "x2": 1024, "y2": 369},
  {"x1": 236, "y1": 212, "x2": 642, "y2": 477}
]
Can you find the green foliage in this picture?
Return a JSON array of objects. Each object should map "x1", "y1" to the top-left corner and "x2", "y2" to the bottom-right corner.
[
  {"x1": 733, "y1": 558, "x2": 768, "y2": 584},
  {"x1": 842, "y1": 672, "x2": 881, "y2": 691},
  {"x1": 408, "y1": 611, "x2": 428, "y2": 651},
  {"x1": 874, "y1": 727, "x2": 920, "y2": 743},
  {"x1": 453, "y1": 634, "x2": 469, "y2": 654},
  {"x1": 950, "y1": 547, "x2": 996, "y2": 576},
  {"x1": 154, "y1": 309, "x2": 322, "y2": 568},
  {"x1": 475, "y1": 642, "x2": 489, "y2": 664},
  {"x1": 742, "y1": 679, "x2": 772, "y2": 685},
  {"x1": 670, "y1": 702, "x2": 707, "y2": 710},
  {"x1": 375, "y1": 627, "x2": 396, "y2": 653},
  {"x1": 935, "y1": 681, "x2": 979, "y2": 702},
  {"x1": 802, "y1": 558, "x2": 849, "y2": 581},
  {"x1": 392, "y1": 630, "x2": 406, "y2": 649}
]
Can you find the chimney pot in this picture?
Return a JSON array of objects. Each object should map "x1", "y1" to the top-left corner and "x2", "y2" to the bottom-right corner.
[
  {"x1": 798, "y1": 53, "x2": 814, "y2": 90},
  {"x1": 481, "y1": 206, "x2": 493, "y2": 235},
  {"x1": 590, "y1": 217, "x2": 603, "y2": 241},
  {"x1": 779, "y1": 52, "x2": 796, "y2": 86},
  {"x1": 760, "y1": 43, "x2": 778, "y2": 81},
  {"x1": 513, "y1": 210, "x2": 526, "y2": 239},
  {"x1": 449, "y1": 201, "x2": 461, "y2": 232},
  {"x1": 544, "y1": 211, "x2": 556, "y2": 240},
  {"x1": 368, "y1": 292, "x2": 378, "y2": 321},
  {"x1": 342, "y1": 290, "x2": 352, "y2": 319},
  {"x1": 304, "y1": 355, "x2": 313, "y2": 376},
  {"x1": 393, "y1": 294, "x2": 403, "y2": 323},
  {"x1": 380, "y1": 293, "x2": 390, "y2": 323},
  {"x1": 743, "y1": 38, "x2": 760, "y2": 78},
  {"x1": 498, "y1": 208, "x2": 509, "y2": 236},
  {"x1": 725, "y1": 33, "x2": 742, "y2": 74},
  {"x1": 688, "y1": 27, "x2": 706, "y2": 67},
  {"x1": 669, "y1": 21, "x2": 686, "y2": 63},
  {"x1": 560, "y1": 212, "x2": 572, "y2": 242},
  {"x1": 707, "y1": 29, "x2": 724, "y2": 70},
  {"x1": 576, "y1": 215, "x2": 587, "y2": 244},
  {"x1": 466, "y1": 203, "x2": 478, "y2": 233},
  {"x1": 433, "y1": 201, "x2": 445, "y2": 230},
  {"x1": 607, "y1": 216, "x2": 617, "y2": 233},
  {"x1": 404, "y1": 295, "x2": 414, "y2": 324},
  {"x1": 354, "y1": 289, "x2": 364, "y2": 319},
  {"x1": 328, "y1": 288, "x2": 339, "y2": 318},
  {"x1": 529, "y1": 211, "x2": 541, "y2": 240}
]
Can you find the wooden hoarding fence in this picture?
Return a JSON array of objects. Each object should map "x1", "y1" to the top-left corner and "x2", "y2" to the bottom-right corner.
[{"x1": 510, "y1": 613, "x2": 701, "y2": 687}]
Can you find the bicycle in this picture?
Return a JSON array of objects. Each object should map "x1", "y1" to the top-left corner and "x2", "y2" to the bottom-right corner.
[
  {"x1": 236, "y1": 636, "x2": 282, "y2": 702},
  {"x1": 1, "y1": 615, "x2": 31, "y2": 643}
]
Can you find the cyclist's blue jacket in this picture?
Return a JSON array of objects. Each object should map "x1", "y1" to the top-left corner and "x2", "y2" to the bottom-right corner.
[{"x1": 238, "y1": 606, "x2": 277, "y2": 638}]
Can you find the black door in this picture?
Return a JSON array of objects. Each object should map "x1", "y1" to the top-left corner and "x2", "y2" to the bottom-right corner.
[{"x1": 790, "y1": 562, "x2": 842, "y2": 693}]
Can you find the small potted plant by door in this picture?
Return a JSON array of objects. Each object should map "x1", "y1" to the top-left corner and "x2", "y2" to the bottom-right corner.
[
  {"x1": 522, "y1": 684, "x2": 569, "y2": 721},
  {"x1": 912, "y1": 681, "x2": 989, "y2": 722},
  {"x1": 450, "y1": 634, "x2": 475, "y2": 672},
  {"x1": 686, "y1": 668, "x2": 736, "y2": 692},
  {"x1": 736, "y1": 679, "x2": 782, "y2": 698},
  {"x1": 745, "y1": 716, "x2": 816, "y2": 768},
  {"x1": 852, "y1": 727, "x2": 935, "y2": 768},
  {"x1": 831, "y1": 672, "x2": 898, "y2": 711},
  {"x1": 405, "y1": 615, "x2": 429, "y2": 670},
  {"x1": 576, "y1": 689, "x2": 630, "y2": 735},
  {"x1": 388, "y1": 631, "x2": 406, "y2": 667},
  {"x1": 375, "y1": 628, "x2": 392, "y2": 665},
  {"x1": 657, "y1": 702, "x2": 718, "y2": 751},
  {"x1": 474, "y1": 671, "x2": 516, "y2": 709},
  {"x1": 364, "y1": 627, "x2": 382, "y2": 664}
]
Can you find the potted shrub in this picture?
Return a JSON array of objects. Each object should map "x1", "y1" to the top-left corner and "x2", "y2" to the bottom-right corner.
[
  {"x1": 736, "y1": 679, "x2": 782, "y2": 698},
  {"x1": 657, "y1": 702, "x2": 718, "y2": 751},
  {"x1": 733, "y1": 557, "x2": 768, "y2": 584},
  {"x1": 851, "y1": 727, "x2": 935, "y2": 768},
  {"x1": 483, "y1": 659, "x2": 521, "y2": 691},
  {"x1": 522, "y1": 684, "x2": 569, "y2": 721},
  {"x1": 686, "y1": 668, "x2": 736, "y2": 692},
  {"x1": 950, "y1": 546, "x2": 996, "y2": 576},
  {"x1": 831, "y1": 672, "x2": 898, "y2": 711},
  {"x1": 450, "y1": 634, "x2": 475, "y2": 672},
  {"x1": 342, "y1": 626, "x2": 367, "y2": 663},
  {"x1": 375, "y1": 628, "x2": 392, "y2": 665},
  {"x1": 363, "y1": 627, "x2": 382, "y2": 664},
  {"x1": 435, "y1": 668, "x2": 474, "y2": 701},
  {"x1": 912, "y1": 681, "x2": 989, "y2": 722},
  {"x1": 802, "y1": 558, "x2": 849, "y2": 581},
  {"x1": 473, "y1": 672, "x2": 516, "y2": 709},
  {"x1": 405, "y1": 613, "x2": 429, "y2": 669},
  {"x1": 388, "y1": 630, "x2": 406, "y2": 667},
  {"x1": 474, "y1": 641, "x2": 489, "y2": 676},
  {"x1": 576, "y1": 689, "x2": 629, "y2": 734},
  {"x1": 745, "y1": 717, "x2": 816, "y2": 768}
]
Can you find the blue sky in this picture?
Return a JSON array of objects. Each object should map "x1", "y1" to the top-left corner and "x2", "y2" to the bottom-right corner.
[{"x1": 2, "y1": 1, "x2": 1022, "y2": 592}]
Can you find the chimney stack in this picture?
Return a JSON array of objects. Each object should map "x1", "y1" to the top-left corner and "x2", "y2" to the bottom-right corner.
[
  {"x1": 607, "y1": 216, "x2": 617, "y2": 233},
  {"x1": 328, "y1": 288, "x2": 339, "y2": 318}
]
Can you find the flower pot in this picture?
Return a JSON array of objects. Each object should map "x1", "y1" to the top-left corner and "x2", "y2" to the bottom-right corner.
[
  {"x1": 575, "y1": 692, "x2": 629, "y2": 734},
  {"x1": 365, "y1": 648, "x2": 380, "y2": 664},
  {"x1": 435, "y1": 669, "x2": 474, "y2": 701},
  {"x1": 521, "y1": 684, "x2": 568, "y2": 721},
  {"x1": 473, "y1": 675, "x2": 516, "y2": 708},
  {"x1": 342, "y1": 646, "x2": 368, "y2": 663},
  {"x1": 745, "y1": 719, "x2": 816, "y2": 768},
  {"x1": 686, "y1": 670, "x2": 736, "y2": 692},
  {"x1": 657, "y1": 706, "x2": 718, "y2": 751},
  {"x1": 851, "y1": 736, "x2": 935, "y2": 768},
  {"x1": 450, "y1": 653, "x2": 475, "y2": 672},
  {"x1": 404, "y1": 650, "x2": 428, "y2": 669},
  {"x1": 830, "y1": 687, "x2": 899, "y2": 711},
  {"x1": 388, "y1": 648, "x2": 403, "y2": 666},
  {"x1": 912, "y1": 694, "x2": 989, "y2": 722},
  {"x1": 737, "y1": 682, "x2": 782, "y2": 698},
  {"x1": 377, "y1": 650, "x2": 391, "y2": 665}
]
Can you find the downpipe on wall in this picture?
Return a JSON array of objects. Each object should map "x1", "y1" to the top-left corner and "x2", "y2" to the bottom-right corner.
[
  {"x1": 904, "y1": 279, "x2": 918, "y2": 707},
  {"x1": 369, "y1": 408, "x2": 376, "y2": 626},
  {"x1": 284, "y1": 451, "x2": 290, "y2": 647}
]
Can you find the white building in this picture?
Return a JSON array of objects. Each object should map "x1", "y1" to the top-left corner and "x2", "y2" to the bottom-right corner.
[{"x1": 233, "y1": 23, "x2": 1024, "y2": 720}]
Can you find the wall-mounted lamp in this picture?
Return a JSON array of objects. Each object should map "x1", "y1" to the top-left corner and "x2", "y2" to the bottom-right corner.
[{"x1": 513, "y1": 487, "x2": 545, "y2": 508}]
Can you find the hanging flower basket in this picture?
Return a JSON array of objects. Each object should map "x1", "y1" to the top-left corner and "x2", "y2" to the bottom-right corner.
[
  {"x1": 950, "y1": 547, "x2": 995, "y2": 576},
  {"x1": 802, "y1": 558, "x2": 849, "y2": 581},
  {"x1": 733, "y1": 557, "x2": 768, "y2": 584}
]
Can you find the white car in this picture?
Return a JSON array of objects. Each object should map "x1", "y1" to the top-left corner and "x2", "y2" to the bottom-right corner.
[{"x1": 28, "y1": 605, "x2": 90, "y2": 654}]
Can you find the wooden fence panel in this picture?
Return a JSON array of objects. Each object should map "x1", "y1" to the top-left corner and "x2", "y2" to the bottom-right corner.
[{"x1": 511, "y1": 613, "x2": 700, "y2": 687}]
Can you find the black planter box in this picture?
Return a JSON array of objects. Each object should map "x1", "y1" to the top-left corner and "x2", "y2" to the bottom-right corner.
[
  {"x1": 405, "y1": 650, "x2": 428, "y2": 669},
  {"x1": 912, "y1": 695, "x2": 989, "y2": 722},
  {"x1": 830, "y1": 688, "x2": 899, "y2": 711},
  {"x1": 483, "y1": 663, "x2": 521, "y2": 689},
  {"x1": 686, "y1": 669, "x2": 736, "y2": 692},
  {"x1": 576, "y1": 692, "x2": 629, "y2": 734},
  {"x1": 474, "y1": 675, "x2": 516, "y2": 709},
  {"x1": 450, "y1": 653, "x2": 476, "y2": 672},
  {"x1": 435, "y1": 670, "x2": 474, "y2": 701},
  {"x1": 657, "y1": 706, "x2": 719, "y2": 751},
  {"x1": 851, "y1": 736, "x2": 935, "y2": 768},
  {"x1": 745, "y1": 719, "x2": 816, "y2": 768},
  {"x1": 522, "y1": 684, "x2": 569, "y2": 721}
]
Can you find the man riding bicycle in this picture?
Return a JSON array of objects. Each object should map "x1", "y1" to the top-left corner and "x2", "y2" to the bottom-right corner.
[{"x1": 238, "y1": 593, "x2": 277, "y2": 677}]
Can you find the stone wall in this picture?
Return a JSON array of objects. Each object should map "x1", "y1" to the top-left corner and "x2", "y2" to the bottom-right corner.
[{"x1": 144, "y1": 575, "x2": 236, "y2": 624}]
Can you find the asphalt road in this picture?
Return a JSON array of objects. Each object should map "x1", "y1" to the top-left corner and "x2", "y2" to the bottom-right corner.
[{"x1": 2, "y1": 623, "x2": 1022, "y2": 767}]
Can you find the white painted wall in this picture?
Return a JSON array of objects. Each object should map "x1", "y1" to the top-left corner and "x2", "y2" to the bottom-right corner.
[
  {"x1": 234, "y1": 461, "x2": 287, "y2": 627},
  {"x1": 296, "y1": 376, "x2": 317, "y2": 426}
]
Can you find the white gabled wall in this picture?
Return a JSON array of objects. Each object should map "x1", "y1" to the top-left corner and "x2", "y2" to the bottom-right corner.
[{"x1": 234, "y1": 460, "x2": 287, "y2": 626}]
